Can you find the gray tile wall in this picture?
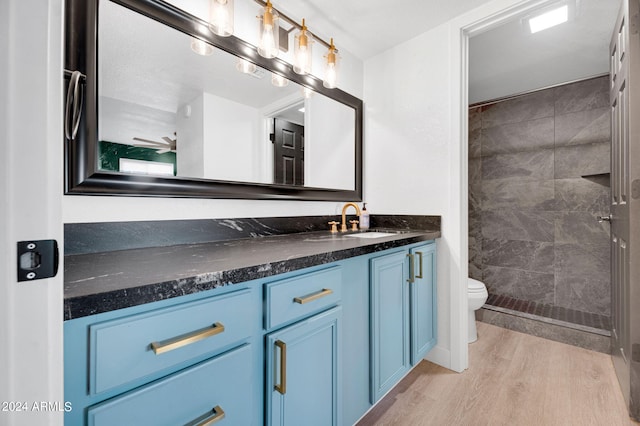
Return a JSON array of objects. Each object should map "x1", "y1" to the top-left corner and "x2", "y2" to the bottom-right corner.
[{"x1": 468, "y1": 75, "x2": 611, "y2": 316}]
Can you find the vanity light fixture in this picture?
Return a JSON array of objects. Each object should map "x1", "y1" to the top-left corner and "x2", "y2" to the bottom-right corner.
[
  {"x1": 257, "y1": 0, "x2": 279, "y2": 58},
  {"x1": 251, "y1": 1, "x2": 340, "y2": 84},
  {"x1": 271, "y1": 73, "x2": 289, "y2": 87},
  {"x1": 293, "y1": 19, "x2": 313, "y2": 75},
  {"x1": 236, "y1": 57, "x2": 257, "y2": 74},
  {"x1": 209, "y1": 0, "x2": 234, "y2": 37},
  {"x1": 323, "y1": 38, "x2": 339, "y2": 89},
  {"x1": 190, "y1": 37, "x2": 214, "y2": 56},
  {"x1": 301, "y1": 87, "x2": 314, "y2": 98},
  {"x1": 528, "y1": 4, "x2": 568, "y2": 33}
]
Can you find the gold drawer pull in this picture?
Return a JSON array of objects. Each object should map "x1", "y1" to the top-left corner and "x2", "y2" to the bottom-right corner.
[
  {"x1": 151, "y1": 322, "x2": 225, "y2": 355},
  {"x1": 293, "y1": 288, "x2": 333, "y2": 304},
  {"x1": 186, "y1": 405, "x2": 225, "y2": 426},
  {"x1": 407, "y1": 253, "x2": 415, "y2": 283},
  {"x1": 275, "y1": 340, "x2": 287, "y2": 394},
  {"x1": 415, "y1": 251, "x2": 424, "y2": 279}
]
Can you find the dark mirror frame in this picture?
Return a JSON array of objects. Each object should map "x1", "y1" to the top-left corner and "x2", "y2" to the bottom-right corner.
[{"x1": 64, "y1": 0, "x2": 363, "y2": 201}]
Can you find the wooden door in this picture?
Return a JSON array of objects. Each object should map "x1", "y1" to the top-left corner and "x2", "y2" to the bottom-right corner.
[
  {"x1": 610, "y1": 0, "x2": 640, "y2": 419},
  {"x1": 273, "y1": 118, "x2": 304, "y2": 186}
]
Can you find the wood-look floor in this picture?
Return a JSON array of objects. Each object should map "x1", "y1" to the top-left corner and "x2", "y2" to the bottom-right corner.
[{"x1": 357, "y1": 322, "x2": 638, "y2": 426}]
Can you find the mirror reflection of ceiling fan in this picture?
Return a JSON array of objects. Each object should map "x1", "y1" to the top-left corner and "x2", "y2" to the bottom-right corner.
[{"x1": 132, "y1": 132, "x2": 176, "y2": 154}]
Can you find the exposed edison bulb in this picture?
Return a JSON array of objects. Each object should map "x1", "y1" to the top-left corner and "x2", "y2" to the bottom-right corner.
[
  {"x1": 236, "y1": 58, "x2": 256, "y2": 74},
  {"x1": 209, "y1": 0, "x2": 234, "y2": 37},
  {"x1": 296, "y1": 46, "x2": 309, "y2": 73},
  {"x1": 323, "y1": 63, "x2": 337, "y2": 88},
  {"x1": 190, "y1": 37, "x2": 214, "y2": 56},
  {"x1": 293, "y1": 19, "x2": 313, "y2": 75},
  {"x1": 258, "y1": 0, "x2": 279, "y2": 58},
  {"x1": 323, "y1": 38, "x2": 339, "y2": 89},
  {"x1": 271, "y1": 73, "x2": 288, "y2": 87}
]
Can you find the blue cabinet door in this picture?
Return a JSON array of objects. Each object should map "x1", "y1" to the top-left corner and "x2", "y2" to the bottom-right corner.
[
  {"x1": 410, "y1": 243, "x2": 437, "y2": 365},
  {"x1": 370, "y1": 250, "x2": 410, "y2": 403},
  {"x1": 266, "y1": 306, "x2": 341, "y2": 426}
]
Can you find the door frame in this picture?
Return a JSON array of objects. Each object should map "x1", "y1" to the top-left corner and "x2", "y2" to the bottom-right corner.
[
  {"x1": 451, "y1": 0, "x2": 571, "y2": 372},
  {"x1": 0, "y1": 0, "x2": 64, "y2": 424}
]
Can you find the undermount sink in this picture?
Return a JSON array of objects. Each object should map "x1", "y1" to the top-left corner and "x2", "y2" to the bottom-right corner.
[{"x1": 345, "y1": 232, "x2": 397, "y2": 239}]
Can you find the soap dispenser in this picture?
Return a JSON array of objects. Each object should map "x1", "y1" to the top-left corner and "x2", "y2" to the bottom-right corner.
[{"x1": 360, "y1": 203, "x2": 370, "y2": 230}]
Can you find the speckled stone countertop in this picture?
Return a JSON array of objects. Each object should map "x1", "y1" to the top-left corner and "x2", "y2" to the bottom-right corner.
[{"x1": 64, "y1": 229, "x2": 440, "y2": 320}]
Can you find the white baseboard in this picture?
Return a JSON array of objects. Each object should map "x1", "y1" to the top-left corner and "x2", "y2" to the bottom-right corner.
[{"x1": 425, "y1": 345, "x2": 451, "y2": 369}]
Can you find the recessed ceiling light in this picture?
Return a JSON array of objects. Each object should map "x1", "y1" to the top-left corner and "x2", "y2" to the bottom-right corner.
[
  {"x1": 298, "y1": 107, "x2": 305, "y2": 113},
  {"x1": 529, "y1": 4, "x2": 569, "y2": 34}
]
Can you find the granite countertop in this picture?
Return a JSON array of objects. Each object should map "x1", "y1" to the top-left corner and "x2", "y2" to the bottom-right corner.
[{"x1": 64, "y1": 228, "x2": 440, "y2": 320}]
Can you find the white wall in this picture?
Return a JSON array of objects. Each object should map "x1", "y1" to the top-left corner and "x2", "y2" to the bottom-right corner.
[
  {"x1": 177, "y1": 95, "x2": 205, "y2": 178},
  {"x1": 305, "y1": 95, "x2": 355, "y2": 190},
  {"x1": 202, "y1": 92, "x2": 263, "y2": 182},
  {"x1": 1, "y1": 0, "x2": 64, "y2": 424},
  {"x1": 176, "y1": 92, "x2": 263, "y2": 181}
]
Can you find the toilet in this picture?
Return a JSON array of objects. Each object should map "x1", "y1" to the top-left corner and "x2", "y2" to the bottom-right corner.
[{"x1": 468, "y1": 278, "x2": 488, "y2": 343}]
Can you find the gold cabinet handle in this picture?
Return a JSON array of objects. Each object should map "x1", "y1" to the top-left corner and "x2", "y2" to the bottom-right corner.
[
  {"x1": 150, "y1": 322, "x2": 225, "y2": 355},
  {"x1": 275, "y1": 340, "x2": 287, "y2": 394},
  {"x1": 407, "y1": 253, "x2": 415, "y2": 283},
  {"x1": 293, "y1": 288, "x2": 333, "y2": 304},
  {"x1": 415, "y1": 251, "x2": 424, "y2": 279},
  {"x1": 186, "y1": 405, "x2": 225, "y2": 426}
]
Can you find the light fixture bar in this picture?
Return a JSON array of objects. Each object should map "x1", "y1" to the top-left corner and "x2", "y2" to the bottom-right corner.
[{"x1": 252, "y1": 0, "x2": 336, "y2": 51}]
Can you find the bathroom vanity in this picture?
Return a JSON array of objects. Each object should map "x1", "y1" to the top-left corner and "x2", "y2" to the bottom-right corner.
[
  {"x1": 62, "y1": 1, "x2": 440, "y2": 422},
  {"x1": 63, "y1": 223, "x2": 439, "y2": 425}
]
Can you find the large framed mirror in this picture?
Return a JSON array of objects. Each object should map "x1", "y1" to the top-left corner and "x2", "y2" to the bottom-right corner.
[{"x1": 64, "y1": 0, "x2": 363, "y2": 200}]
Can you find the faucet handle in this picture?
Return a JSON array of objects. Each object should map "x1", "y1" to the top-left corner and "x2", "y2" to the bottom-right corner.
[
  {"x1": 328, "y1": 221, "x2": 339, "y2": 233},
  {"x1": 349, "y1": 220, "x2": 359, "y2": 231}
]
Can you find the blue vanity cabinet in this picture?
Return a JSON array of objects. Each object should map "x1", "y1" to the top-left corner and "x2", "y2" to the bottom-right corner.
[
  {"x1": 370, "y1": 242, "x2": 437, "y2": 403},
  {"x1": 264, "y1": 266, "x2": 343, "y2": 426},
  {"x1": 64, "y1": 284, "x2": 263, "y2": 426},
  {"x1": 65, "y1": 239, "x2": 437, "y2": 425}
]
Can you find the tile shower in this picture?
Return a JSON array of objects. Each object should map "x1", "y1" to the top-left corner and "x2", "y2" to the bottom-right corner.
[{"x1": 469, "y1": 76, "x2": 612, "y2": 345}]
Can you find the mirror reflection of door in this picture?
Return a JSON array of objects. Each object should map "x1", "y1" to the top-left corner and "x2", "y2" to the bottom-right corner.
[{"x1": 273, "y1": 118, "x2": 304, "y2": 186}]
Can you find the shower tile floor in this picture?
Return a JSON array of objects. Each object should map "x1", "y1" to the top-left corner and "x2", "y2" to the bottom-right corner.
[{"x1": 484, "y1": 293, "x2": 611, "y2": 336}]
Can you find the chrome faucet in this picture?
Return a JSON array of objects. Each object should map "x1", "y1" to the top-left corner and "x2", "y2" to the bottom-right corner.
[{"x1": 340, "y1": 202, "x2": 361, "y2": 232}]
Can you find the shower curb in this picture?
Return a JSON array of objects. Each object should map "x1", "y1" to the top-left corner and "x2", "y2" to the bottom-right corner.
[{"x1": 477, "y1": 307, "x2": 611, "y2": 354}]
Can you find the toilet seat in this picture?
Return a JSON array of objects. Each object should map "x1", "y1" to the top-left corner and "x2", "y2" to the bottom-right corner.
[{"x1": 468, "y1": 278, "x2": 486, "y2": 292}]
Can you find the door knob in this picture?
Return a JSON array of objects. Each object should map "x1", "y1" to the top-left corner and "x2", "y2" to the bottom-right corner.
[{"x1": 597, "y1": 214, "x2": 612, "y2": 223}]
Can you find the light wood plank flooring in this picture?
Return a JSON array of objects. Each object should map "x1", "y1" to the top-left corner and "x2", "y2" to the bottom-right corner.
[{"x1": 357, "y1": 322, "x2": 638, "y2": 426}]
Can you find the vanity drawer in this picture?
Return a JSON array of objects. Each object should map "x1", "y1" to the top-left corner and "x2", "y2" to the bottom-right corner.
[
  {"x1": 89, "y1": 289, "x2": 252, "y2": 395},
  {"x1": 265, "y1": 266, "x2": 342, "y2": 330},
  {"x1": 87, "y1": 344, "x2": 253, "y2": 426}
]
